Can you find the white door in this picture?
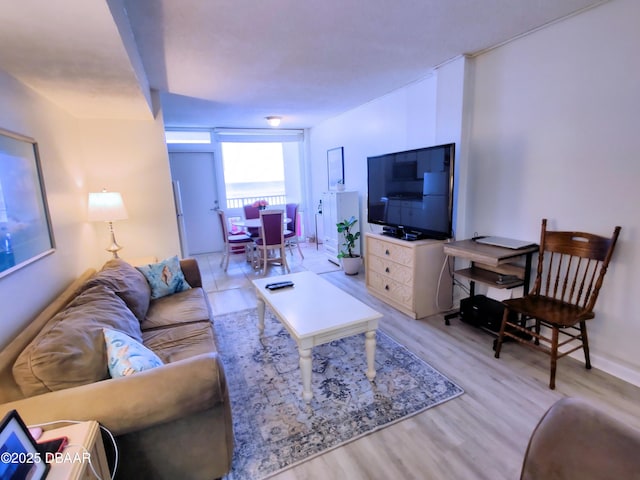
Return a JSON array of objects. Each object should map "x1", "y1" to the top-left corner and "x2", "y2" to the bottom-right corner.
[{"x1": 169, "y1": 152, "x2": 223, "y2": 255}]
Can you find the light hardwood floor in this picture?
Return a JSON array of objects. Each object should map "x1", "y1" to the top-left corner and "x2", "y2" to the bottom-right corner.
[{"x1": 196, "y1": 243, "x2": 640, "y2": 480}]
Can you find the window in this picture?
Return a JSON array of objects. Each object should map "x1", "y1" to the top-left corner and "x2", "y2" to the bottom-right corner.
[
  {"x1": 221, "y1": 142, "x2": 287, "y2": 208},
  {"x1": 165, "y1": 130, "x2": 211, "y2": 144}
]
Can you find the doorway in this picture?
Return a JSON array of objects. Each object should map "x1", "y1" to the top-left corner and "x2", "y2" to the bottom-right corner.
[{"x1": 169, "y1": 152, "x2": 223, "y2": 255}]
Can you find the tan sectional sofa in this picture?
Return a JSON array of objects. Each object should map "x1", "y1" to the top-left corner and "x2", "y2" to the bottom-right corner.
[{"x1": 0, "y1": 258, "x2": 234, "y2": 480}]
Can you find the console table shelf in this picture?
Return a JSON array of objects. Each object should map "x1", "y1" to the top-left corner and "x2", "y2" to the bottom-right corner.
[
  {"x1": 443, "y1": 239, "x2": 538, "y2": 327},
  {"x1": 453, "y1": 266, "x2": 523, "y2": 289},
  {"x1": 443, "y1": 239, "x2": 538, "y2": 268}
]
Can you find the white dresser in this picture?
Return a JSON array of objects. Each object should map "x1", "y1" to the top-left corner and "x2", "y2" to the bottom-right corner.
[
  {"x1": 365, "y1": 232, "x2": 452, "y2": 319},
  {"x1": 321, "y1": 191, "x2": 359, "y2": 264}
]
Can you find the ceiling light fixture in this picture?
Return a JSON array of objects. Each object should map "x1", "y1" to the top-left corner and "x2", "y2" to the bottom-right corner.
[{"x1": 265, "y1": 116, "x2": 281, "y2": 127}]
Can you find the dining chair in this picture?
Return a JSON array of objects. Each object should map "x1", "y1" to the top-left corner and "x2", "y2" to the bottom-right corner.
[
  {"x1": 494, "y1": 218, "x2": 621, "y2": 389},
  {"x1": 217, "y1": 210, "x2": 253, "y2": 272},
  {"x1": 284, "y1": 203, "x2": 304, "y2": 259},
  {"x1": 243, "y1": 204, "x2": 261, "y2": 238},
  {"x1": 255, "y1": 209, "x2": 290, "y2": 276}
]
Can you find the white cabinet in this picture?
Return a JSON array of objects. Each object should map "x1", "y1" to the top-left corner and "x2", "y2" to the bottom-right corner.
[
  {"x1": 322, "y1": 191, "x2": 359, "y2": 264},
  {"x1": 365, "y1": 232, "x2": 452, "y2": 319}
]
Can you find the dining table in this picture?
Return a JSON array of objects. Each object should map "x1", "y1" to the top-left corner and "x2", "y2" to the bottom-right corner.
[{"x1": 232, "y1": 217, "x2": 291, "y2": 229}]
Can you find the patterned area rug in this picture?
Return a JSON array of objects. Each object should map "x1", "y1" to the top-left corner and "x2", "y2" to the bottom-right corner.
[{"x1": 214, "y1": 307, "x2": 464, "y2": 480}]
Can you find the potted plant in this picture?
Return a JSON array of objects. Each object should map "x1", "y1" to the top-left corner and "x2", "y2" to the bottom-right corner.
[{"x1": 337, "y1": 216, "x2": 361, "y2": 275}]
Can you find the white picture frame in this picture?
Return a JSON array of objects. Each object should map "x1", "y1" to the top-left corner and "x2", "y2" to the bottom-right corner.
[
  {"x1": 0, "y1": 128, "x2": 55, "y2": 278},
  {"x1": 327, "y1": 147, "x2": 344, "y2": 191}
]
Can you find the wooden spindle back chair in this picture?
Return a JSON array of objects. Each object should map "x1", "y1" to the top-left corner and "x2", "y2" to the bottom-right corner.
[{"x1": 494, "y1": 218, "x2": 621, "y2": 389}]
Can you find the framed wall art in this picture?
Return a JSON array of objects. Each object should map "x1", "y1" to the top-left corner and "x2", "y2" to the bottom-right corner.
[
  {"x1": 0, "y1": 128, "x2": 55, "y2": 279},
  {"x1": 327, "y1": 146, "x2": 344, "y2": 191}
]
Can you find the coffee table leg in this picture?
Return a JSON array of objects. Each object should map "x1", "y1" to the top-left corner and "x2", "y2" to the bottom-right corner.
[
  {"x1": 257, "y1": 297, "x2": 265, "y2": 334},
  {"x1": 299, "y1": 347, "x2": 313, "y2": 403},
  {"x1": 365, "y1": 330, "x2": 377, "y2": 381}
]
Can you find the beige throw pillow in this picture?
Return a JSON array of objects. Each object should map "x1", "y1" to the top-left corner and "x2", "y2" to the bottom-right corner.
[
  {"x1": 13, "y1": 285, "x2": 143, "y2": 397},
  {"x1": 80, "y1": 258, "x2": 152, "y2": 322}
]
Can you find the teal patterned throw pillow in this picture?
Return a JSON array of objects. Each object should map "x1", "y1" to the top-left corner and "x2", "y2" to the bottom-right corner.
[
  {"x1": 103, "y1": 328, "x2": 164, "y2": 378},
  {"x1": 136, "y1": 255, "x2": 191, "y2": 299}
]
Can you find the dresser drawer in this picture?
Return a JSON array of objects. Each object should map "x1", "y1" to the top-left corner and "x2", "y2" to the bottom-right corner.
[
  {"x1": 368, "y1": 238, "x2": 413, "y2": 266},
  {"x1": 368, "y1": 255, "x2": 414, "y2": 285},
  {"x1": 368, "y1": 270, "x2": 414, "y2": 306}
]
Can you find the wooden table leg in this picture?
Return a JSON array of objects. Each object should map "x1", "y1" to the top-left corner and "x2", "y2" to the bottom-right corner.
[
  {"x1": 299, "y1": 347, "x2": 313, "y2": 403},
  {"x1": 365, "y1": 330, "x2": 377, "y2": 381}
]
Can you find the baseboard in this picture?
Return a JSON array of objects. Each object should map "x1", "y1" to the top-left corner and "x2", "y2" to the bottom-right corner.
[{"x1": 588, "y1": 352, "x2": 640, "y2": 388}]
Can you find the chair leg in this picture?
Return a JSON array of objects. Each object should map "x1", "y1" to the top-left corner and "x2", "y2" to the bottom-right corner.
[
  {"x1": 296, "y1": 240, "x2": 304, "y2": 259},
  {"x1": 282, "y1": 246, "x2": 290, "y2": 273},
  {"x1": 222, "y1": 245, "x2": 230, "y2": 272},
  {"x1": 261, "y1": 248, "x2": 269, "y2": 276},
  {"x1": 252, "y1": 246, "x2": 261, "y2": 271},
  {"x1": 549, "y1": 327, "x2": 559, "y2": 389},
  {"x1": 534, "y1": 319, "x2": 541, "y2": 345},
  {"x1": 580, "y1": 321, "x2": 592, "y2": 369},
  {"x1": 494, "y1": 308, "x2": 510, "y2": 358}
]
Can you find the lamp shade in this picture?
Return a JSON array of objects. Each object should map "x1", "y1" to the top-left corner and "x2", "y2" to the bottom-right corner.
[{"x1": 88, "y1": 191, "x2": 128, "y2": 222}]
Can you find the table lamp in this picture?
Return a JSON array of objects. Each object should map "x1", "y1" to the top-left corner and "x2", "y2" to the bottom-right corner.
[{"x1": 88, "y1": 189, "x2": 128, "y2": 258}]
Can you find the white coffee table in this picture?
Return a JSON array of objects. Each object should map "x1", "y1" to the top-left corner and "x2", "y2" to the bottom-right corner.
[{"x1": 252, "y1": 271, "x2": 383, "y2": 403}]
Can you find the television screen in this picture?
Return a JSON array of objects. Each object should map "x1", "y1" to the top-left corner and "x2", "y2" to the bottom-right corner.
[{"x1": 367, "y1": 143, "x2": 455, "y2": 240}]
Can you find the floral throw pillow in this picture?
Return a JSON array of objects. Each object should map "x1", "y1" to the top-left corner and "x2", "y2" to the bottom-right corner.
[
  {"x1": 103, "y1": 328, "x2": 164, "y2": 378},
  {"x1": 136, "y1": 255, "x2": 191, "y2": 299}
]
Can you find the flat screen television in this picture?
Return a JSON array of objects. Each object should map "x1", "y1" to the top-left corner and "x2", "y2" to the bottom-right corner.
[{"x1": 367, "y1": 142, "x2": 455, "y2": 240}]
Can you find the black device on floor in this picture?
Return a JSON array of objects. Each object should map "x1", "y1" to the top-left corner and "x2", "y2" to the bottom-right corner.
[
  {"x1": 460, "y1": 295, "x2": 533, "y2": 347},
  {"x1": 265, "y1": 281, "x2": 294, "y2": 290},
  {"x1": 459, "y1": 295, "x2": 514, "y2": 332}
]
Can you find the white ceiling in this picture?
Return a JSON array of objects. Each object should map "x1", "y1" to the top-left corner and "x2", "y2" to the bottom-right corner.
[{"x1": 0, "y1": 0, "x2": 607, "y2": 129}]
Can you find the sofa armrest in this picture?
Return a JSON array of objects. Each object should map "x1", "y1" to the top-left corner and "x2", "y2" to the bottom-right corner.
[
  {"x1": 0, "y1": 352, "x2": 227, "y2": 436},
  {"x1": 180, "y1": 258, "x2": 203, "y2": 288},
  {"x1": 521, "y1": 397, "x2": 640, "y2": 480}
]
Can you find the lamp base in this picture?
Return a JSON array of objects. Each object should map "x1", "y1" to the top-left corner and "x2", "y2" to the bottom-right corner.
[{"x1": 106, "y1": 222, "x2": 123, "y2": 259}]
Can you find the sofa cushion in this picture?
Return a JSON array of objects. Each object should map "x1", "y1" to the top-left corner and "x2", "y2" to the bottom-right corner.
[
  {"x1": 142, "y1": 322, "x2": 217, "y2": 363},
  {"x1": 81, "y1": 258, "x2": 151, "y2": 322},
  {"x1": 141, "y1": 288, "x2": 211, "y2": 331},
  {"x1": 13, "y1": 285, "x2": 143, "y2": 397},
  {"x1": 104, "y1": 328, "x2": 164, "y2": 378},
  {"x1": 136, "y1": 256, "x2": 191, "y2": 299}
]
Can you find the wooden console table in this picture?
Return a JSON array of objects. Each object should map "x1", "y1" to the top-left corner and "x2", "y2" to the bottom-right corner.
[{"x1": 443, "y1": 239, "x2": 538, "y2": 324}]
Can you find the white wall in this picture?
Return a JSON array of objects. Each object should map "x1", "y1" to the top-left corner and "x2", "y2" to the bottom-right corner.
[
  {"x1": 308, "y1": 58, "x2": 470, "y2": 240},
  {"x1": 467, "y1": 0, "x2": 640, "y2": 383},
  {"x1": 79, "y1": 114, "x2": 180, "y2": 263},
  {"x1": 0, "y1": 71, "x2": 87, "y2": 348},
  {"x1": 0, "y1": 72, "x2": 179, "y2": 348},
  {"x1": 308, "y1": 73, "x2": 440, "y2": 238},
  {"x1": 308, "y1": 0, "x2": 640, "y2": 385}
]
